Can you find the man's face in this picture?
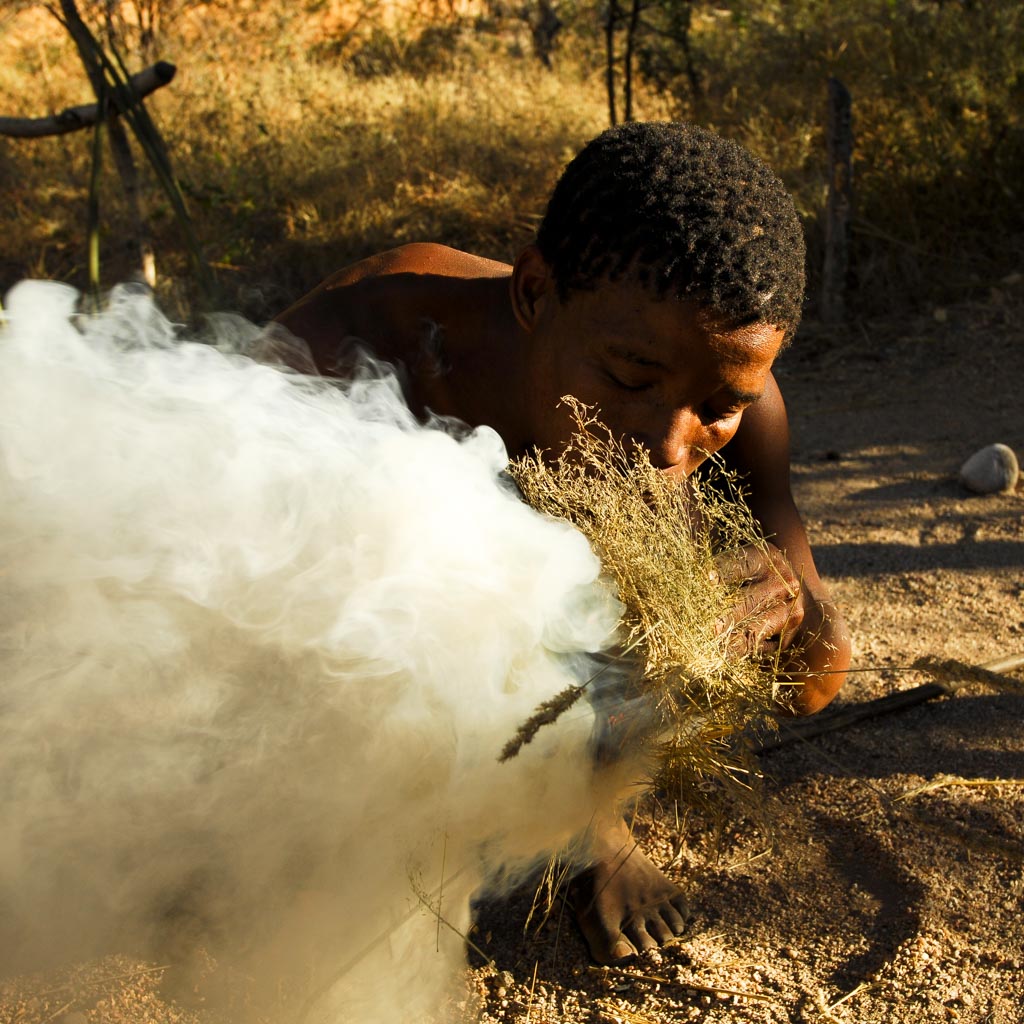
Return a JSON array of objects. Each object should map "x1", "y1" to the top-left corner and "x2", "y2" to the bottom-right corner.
[{"x1": 521, "y1": 279, "x2": 785, "y2": 477}]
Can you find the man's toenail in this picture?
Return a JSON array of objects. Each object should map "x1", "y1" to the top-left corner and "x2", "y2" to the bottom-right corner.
[{"x1": 610, "y1": 939, "x2": 635, "y2": 960}]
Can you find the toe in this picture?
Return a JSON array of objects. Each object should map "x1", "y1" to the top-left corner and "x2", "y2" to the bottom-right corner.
[
  {"x1": 577, "y1": 912, "x2": 638, "y2": 964},
  {"x1": 606, "y1": 935, "x2": 639, "y2": 963},
  {"x1": 624, "y1": 918, "x2": 660, "y2": 954},
  {"x1": 661, "y1": 899, "x2": 688, "y2": 936},
  {"x1": 668, "y1": 894, "x2": 690, "y2": 930},
  {"x1": 644, "y1": 912, "x2": 677, "y2": 945}
]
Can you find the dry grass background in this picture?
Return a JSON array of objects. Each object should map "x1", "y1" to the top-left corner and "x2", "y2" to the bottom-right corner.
[
  {"x1": 1, "y1": 1, "x2": 1021, "y2": 321},
  {"x1": 0, "y1": 1, "x2": 616, "y2": 316}
]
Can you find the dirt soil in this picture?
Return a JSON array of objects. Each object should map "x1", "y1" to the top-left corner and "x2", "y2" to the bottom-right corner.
[
  {"x1": 460, "y1": 295, "x2": 1024, "y2": 1024},
  {"x1": 2, "y1": 294, "x2": 1022, "y2": 1023}
]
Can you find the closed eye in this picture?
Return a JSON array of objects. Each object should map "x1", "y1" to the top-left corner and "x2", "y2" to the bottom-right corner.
[
  {"x1": 606, "y1": 368, "x2": 656, "y2": 392},
  {"x1": 700, "y1": 394, "x2": 758, "y2": 423},
  {"x1": 604, "y1": 347, "x2": 665, "y2": 393}
]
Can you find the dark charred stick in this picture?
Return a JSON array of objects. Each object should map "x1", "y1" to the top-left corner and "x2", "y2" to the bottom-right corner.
[{"x1": 755, "y1": 652, "x2": 1024, "y2": 754}]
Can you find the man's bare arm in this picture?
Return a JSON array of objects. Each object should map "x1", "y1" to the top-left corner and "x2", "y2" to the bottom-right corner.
[{"x1": 724, "y1": 374, "x2": 852, "y2": 715}]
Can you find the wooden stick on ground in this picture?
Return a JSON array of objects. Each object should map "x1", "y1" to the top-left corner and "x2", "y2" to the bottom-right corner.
[{"x1": 755, "y1": 652, "x2": 1024, "y2": 754}]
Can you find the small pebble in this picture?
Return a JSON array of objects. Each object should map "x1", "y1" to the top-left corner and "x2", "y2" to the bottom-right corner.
[{"x1": 959, "y1": 443, "x2": 1019, "y2": 494}]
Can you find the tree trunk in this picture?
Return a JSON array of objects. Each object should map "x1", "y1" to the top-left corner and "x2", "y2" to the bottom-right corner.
[
  {"x1": 677, "y1": 0, "x2": 702, "y2": 108},
  {"x1": 605, "y1": 0, "x2": 621, "y2": 126},
  {"x1": 821, "y1": 76, "x2": 852, "y2": 324},
  {"x1": 623, "y1": 0, "x2": 642, "y2": 122}
]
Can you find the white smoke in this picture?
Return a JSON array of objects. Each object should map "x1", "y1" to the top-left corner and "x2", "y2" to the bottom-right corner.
[{"x1": 0, "y1": 282, "x2": 641, "y2": 1021}]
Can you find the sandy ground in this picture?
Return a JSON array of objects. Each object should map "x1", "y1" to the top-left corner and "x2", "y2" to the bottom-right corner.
[
  {"x1": 459, "y1": 294, "x2": 1024, "y2": 1024},
  {"x1": 2, "y1": 292, "x2": 1022, "y2": 1023}
]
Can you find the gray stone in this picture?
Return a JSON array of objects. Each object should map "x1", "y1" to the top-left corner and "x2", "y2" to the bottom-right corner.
[{"x1": 959, "y1": 443, "x2": 1019, "y2": 494}]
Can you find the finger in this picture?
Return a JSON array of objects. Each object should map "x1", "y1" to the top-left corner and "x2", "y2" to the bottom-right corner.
[
  {"x1": 739, "y1": 580, "x2": 800, "y2": 622},
  {"x1": 716, "y1": 579, "x2": 805, "y2": 638},
  {"x1": 753, "y1": 586, "x2": 806, "y2": 637},
  {"x1": 723, "y1": 625, "x2": 760, "y2": 659},
  {"x1": 717, "y1": 545, "x2": 801, "y2": 600},
  {"x1": 723, "y1": 598, "x2": 807, "y2": 658},
  {"x1": 777, "y1": 602, "x2": 806, "y2": 651},
  {"x1": 713, "y1": 544, "x2": 769, "y2": 585}
]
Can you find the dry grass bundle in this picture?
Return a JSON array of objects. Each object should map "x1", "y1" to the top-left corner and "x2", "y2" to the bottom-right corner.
[{"x1": 505, "y1": 401, "x2": 783, "y2": 801}]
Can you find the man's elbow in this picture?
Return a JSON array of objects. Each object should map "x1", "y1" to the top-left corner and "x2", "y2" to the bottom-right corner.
[
  {"x1": 787, "y1": 670, "x2": 846, "y2": 716},
  {"x1": 781, "y1": 615, "x2": 852, "y2": 717}
]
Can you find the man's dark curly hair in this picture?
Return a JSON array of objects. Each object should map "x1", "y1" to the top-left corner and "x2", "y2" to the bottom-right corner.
[{"x1": 535, "y1": 121, "x2": 806, "y2": 342}]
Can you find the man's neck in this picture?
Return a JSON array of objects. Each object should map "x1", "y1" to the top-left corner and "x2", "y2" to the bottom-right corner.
[{"x1": 439, "y1": 275, "x2": 532, "y2": 457}]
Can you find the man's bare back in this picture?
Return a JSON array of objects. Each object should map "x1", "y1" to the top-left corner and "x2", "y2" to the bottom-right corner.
[{"x1": 274, "y1": 122, "x2": 851, "y2": 962}]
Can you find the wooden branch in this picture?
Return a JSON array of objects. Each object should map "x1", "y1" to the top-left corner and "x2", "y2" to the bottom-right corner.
[
  {"x1": 0, "y1": 61, "x2": 175, "y2": 139},
  {"x1": 755, "y1": 652, "x2": 1024, "y2": 754},
  {"x1": 820, "y1": 75, "x2": 852, "y2": 324}
]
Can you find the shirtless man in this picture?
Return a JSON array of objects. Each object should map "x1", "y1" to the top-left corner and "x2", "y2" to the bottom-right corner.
[{"x1": 275, "y1": 121, "x2": 852, "y2": 964}]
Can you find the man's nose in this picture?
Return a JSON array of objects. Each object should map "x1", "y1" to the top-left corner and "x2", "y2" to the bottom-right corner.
[{"x1": 640, "y1": 408, "x2": 705, "y2": 475}]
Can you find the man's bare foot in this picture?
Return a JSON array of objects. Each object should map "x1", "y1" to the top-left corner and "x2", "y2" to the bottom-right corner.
[{"x1": 569, "y1": 816, "x2": 689, "y2": 963}]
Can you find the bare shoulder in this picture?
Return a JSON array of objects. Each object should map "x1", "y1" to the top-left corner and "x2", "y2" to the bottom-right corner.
[
  {"x1": 725, "y1": 373, "x2": 834, "y2": 610},
  {"x1": 302, "y1": 243, "x2": 510, "y2": 296},
  {"x1": 275, "y1": 244, "x2": 506, "y2": 349},
  {"x1": 274, "y1": 244, "x2": 511, "y2": 377}
]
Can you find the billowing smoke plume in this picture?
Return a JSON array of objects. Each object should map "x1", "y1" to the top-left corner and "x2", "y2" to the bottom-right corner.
[{"x1": 0, "y1": 282, "x2": 640, "y2": 1021}]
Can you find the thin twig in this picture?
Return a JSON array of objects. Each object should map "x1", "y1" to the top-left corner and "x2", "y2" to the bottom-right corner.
[
  {"x1": 895, "y1": 775, "x2": 1024, "y2": 803},
  {"x1": 590, "y1": 965, "x2": 671, "y2": 984},
  {"x1": 676, "y1": 980, "x2": 776, "y2": 1004},
  {"x1": 30, "y1": 963, "x2": 172, "y2": 1000},
  {"x1": 39, "y1": 1001, "x2": 75, "y2": 1024},
  {"x1": 524, "y1": 961, "x2": 539, "y2": 1023},
  {"x1": 86, "y1": 86, "x2": 104, "y2": 307},
  {"x1": 436, "y1": 829, "x2": 448, "y2": 953},
  {"x1": 411, "y1": 882, "x2": 494, "y2": 969},
  {"x1": 594, "y1": 998, "x2": 661, "y2": 1023},
  {"x1": 827, "y1": 979, "x2": 877, "y2": 1011},
  {"x1": 593, "y1": 964, "x2": 778, "y2": 1005}
]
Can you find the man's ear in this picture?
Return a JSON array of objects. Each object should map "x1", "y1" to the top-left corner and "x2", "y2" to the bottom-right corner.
[{"x1": 509, "y1": 245, "x2": 556, "y2": 333}]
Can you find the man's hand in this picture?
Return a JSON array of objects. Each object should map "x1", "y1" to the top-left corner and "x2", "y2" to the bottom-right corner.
[
  {"x1": 712, "y1": 542, "x2": 805, "y2": 660},
  {"x1": 711, "y1": 541, "x2": 849, "y2": 716}
]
